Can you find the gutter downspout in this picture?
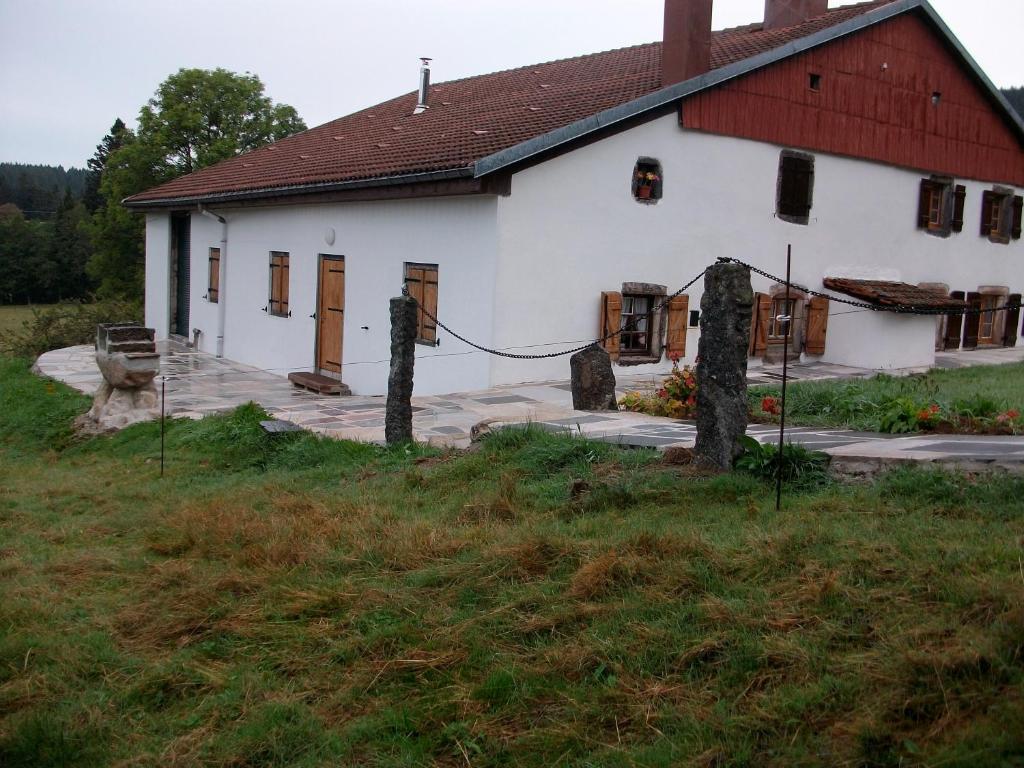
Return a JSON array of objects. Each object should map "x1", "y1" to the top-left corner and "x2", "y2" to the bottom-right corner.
[{"x1": 198, "y1": 205, "x2": 228, "y2": 358}]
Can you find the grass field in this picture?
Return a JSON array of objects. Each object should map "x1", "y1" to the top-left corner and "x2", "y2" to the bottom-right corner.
[
  {"x1": 2, "y1": 356, "x2": 1023, "y2": 766},
  {"x1": 750, "y1": 362, "x2": 1024, "y2": 432},
  {"x1": 0, "y1": 305, "x2": 51, "y2": 339}
]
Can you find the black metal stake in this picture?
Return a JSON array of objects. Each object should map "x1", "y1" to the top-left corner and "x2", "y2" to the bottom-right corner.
[
  {"x1": 776, "y1": 245, "x2": 793, "y2": 512},
  {"x1": 160, "y1": 376, "x2": 166, "y2": 478}
]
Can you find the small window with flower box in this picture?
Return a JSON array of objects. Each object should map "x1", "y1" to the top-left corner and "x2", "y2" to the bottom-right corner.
[{"x1": 632, "y1": 158, "x2": 663, "y2": 203}]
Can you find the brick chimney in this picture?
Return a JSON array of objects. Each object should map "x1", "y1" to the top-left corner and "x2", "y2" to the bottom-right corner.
[
  {"x1": 662, "y1": 0, "x2": 713, "y2": 88},
  {"x1": 763, "y1": 0, "x2": 828, "y2": 31}
]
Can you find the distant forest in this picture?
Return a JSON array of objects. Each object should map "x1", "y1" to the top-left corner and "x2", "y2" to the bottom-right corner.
[
  {"x1": 0, "y1": 163, "x2": 89, "y2": 220},
  {"x1": 1003, "y1": 87, "x2": 1024, "y2": 121}
]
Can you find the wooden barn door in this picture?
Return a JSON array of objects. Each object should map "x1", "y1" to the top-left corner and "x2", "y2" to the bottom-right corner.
[{"x1": 316, "y1": 256, "x2": 345, "y2": 375}]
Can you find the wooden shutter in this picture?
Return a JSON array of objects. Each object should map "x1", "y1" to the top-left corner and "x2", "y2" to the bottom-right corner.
[
  {"x1": 208, "y1": 248, "x2": 220, "y2": 303},
  {"x1": 421, "y1": 267, "x2": 438, "y2": 343},
  {"x1": 980, "y1": 192, "x2": 995, "y2": 236},
  {"x1": 280, "y1": 254, "x2": 289, "y2": 316},
  {"x1": 599, "y1": 291, "x2": 622, "y2": 361},
  {"x1": 943, "y1": 290, "x2": 965, "y2": 350},
  {"x1": 916, "y1": 179, "x2": 932, "y2": 229},
  {"x1": 951, "y1": 185, "x2": 966, "y2": 233},
  {"x1": 269, "y1": 252, "x2": 289, "y2": 316},
  {"x1": 1003, "y1": 294, "x2": 1021, "y2": 347},
  {"x1": 405, "y1": 264, "x2": 437, "y2": 343},
  {"x1": 962, "y1": 292, "x2": 982, "y2": 349},
  {"x1": 665, "y1": 295, "x2": 689, "y2": 357},
  {"x1": 749, "y1": 292, "x2": 771, "y2": 356},
  {"x1": 1012, "y1": 196, "x2": 1023, "y2": 240},
  {"x1": 804, "y1": 297, "x2": 829, "y2": 355}
]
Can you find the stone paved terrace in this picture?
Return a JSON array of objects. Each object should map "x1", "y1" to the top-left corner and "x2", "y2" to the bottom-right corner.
[{"x1": 34, "y1": 343, "x2": 1024, "y2": 469}]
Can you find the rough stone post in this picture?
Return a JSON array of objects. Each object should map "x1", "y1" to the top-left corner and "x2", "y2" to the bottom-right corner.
[
  {"x1": 569, "y1": 345, "x2": 618, "y2": 411},
  {"x1": 385, "y1": 295, "x2": 418, "y2": 444},
  {"x1": 694, "y1": 263, "x2": 754, "y2": 469}
]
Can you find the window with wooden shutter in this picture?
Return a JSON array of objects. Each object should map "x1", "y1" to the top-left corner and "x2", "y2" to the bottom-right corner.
[
  {"x1": 777, "y1": 151, "x2": 814, "y2": 224},
  {"x1": 404, "y1": 263, "x2": 438, "y2": 345},
  {"x1": 207, "y1": 248, "x2": 220, "y2": 303},
  {"x1": 804, "y1": 297, "x2": 829, "y2": 355},
  {"x1": 943, "y1": 290, "x2": 965, "y2": 350},
  {"x1": 665, "y1": 295, "x2": 689, "y2": 358},
  {"x1": 981, "y1": 189, "x2": 1016, "y2": 243},
  {"x1": 749, "y1": 293, "x2": 771, "y2": 356},
  {"x1": 962, "y1": 292, "x2": 982, "y2": 349},
  {"x1": 917, "y1": 177, "x2": 959, "y2": 236},
  {"x1": 598, "y1": 291, "x2": 622, "y2": 361},
  {"x1": 1003, "y1": 294, "x2": 1021, "y2": 348},
  {"x1": 268, "y1": 251, "x2": 289, "y2": 317},
  {"x1": 952, "y1": 185, "x2": 966, "y2": 233}
]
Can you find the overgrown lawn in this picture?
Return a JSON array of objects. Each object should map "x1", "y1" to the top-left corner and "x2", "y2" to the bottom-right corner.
[{"x1": 2, "y1": 357, "x2": 1023, "y2": 766}]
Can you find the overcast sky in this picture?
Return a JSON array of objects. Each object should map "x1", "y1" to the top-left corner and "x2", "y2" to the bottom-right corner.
[{"x1": 1, "y1": 0, "x2": 1021, "y2": 169}]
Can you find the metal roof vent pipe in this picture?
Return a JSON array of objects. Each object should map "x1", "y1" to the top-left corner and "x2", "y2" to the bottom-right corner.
[
  {"x1": 662, "y1": 0, "x2": 712, "y2": 88},
  {"x1": 413, "y1": 57, "x2": 432, "y2": 115},
  {"x1": 763, "y1": 0, "x2": 828, "y2": 31}
]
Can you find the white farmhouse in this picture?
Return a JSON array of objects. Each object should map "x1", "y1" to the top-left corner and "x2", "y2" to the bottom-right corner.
[{"x1": 127, "y1": 0, "x2": 1024, "y2": 396}]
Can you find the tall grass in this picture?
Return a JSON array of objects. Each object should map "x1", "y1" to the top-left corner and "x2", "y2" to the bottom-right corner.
[{"x1": 1, "y1": 358, "x2": 1022, "y2": 766}]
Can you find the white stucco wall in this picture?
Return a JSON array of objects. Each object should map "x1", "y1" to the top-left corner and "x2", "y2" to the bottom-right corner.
[
  {"x1": 487, "y1": 113, "x2": 1022, "y2": 385},
  {"x1": 148, "y1": 197, "x2": 499, "y2": 396},
  {"x1": 144, "y1": 112, "x2": 1022, "y2": 395},
  {"x1": 822, "y1": 310, "x2": 936, "y2": 370}
]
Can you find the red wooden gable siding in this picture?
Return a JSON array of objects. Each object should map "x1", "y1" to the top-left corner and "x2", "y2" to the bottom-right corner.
[{"x1": 681, "y1": 12, "x2": 1024, "y2": 187}]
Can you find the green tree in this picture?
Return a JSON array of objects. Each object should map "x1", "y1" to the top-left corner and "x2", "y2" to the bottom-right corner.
[
  {"x1": 48, "y1": 190, "x2": 93, "y2": 300},
  {"x1": 87, "y1": 69, "x2": 305, "y2": 299},
  {"x1": 83, "y1": 118, "x2": 129, "y2": 213},
  {"x1": 138, "y1": 67, "x2": 306, "y2": 174},
  {"x1": 0, "y1": 208, "x2": 50, "y2": 304}
]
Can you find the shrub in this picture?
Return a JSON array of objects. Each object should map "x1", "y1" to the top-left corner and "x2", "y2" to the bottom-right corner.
[
  {"x1": 618, "y1": 356, "x2": 698, "y2": 419},
  {"x1": 734, "y1": 435, "x2": 829, "y2": 485},
  {"x1": 1, "y1": 298, "x2": 143, "y2": 358}
]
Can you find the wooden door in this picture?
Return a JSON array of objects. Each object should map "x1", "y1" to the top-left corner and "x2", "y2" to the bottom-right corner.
[{"x1": 316, "y1": 256, "x2": 345, "y2": 374}]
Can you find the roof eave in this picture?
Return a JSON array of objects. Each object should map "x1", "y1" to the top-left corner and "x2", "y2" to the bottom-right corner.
[
  {"x1": 122, "y1": 167, "x2": 476, "y2": 209},
  {"x1": 473, "y1": 0, "x2": 1024, "y2": 179}
]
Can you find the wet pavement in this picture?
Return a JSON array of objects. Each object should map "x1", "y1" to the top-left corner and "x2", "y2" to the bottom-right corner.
[{"x1": 35, "y1": 342, "x2": 1024, "y2": 467}]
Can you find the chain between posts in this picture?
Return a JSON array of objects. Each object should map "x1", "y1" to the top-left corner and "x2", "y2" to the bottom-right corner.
[{"x1": 414, "y1": 269, "x2": 708, "y2": 360}]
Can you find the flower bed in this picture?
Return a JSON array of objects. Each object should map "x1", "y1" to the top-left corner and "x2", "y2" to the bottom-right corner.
[{"x1": 618, "y1": 353, "x2": 697, "y2": 419}]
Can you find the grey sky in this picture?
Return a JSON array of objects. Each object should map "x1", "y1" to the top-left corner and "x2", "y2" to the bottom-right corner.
[{"x1": 1, "y1": 0, "x2": 1020, "y2": 169}]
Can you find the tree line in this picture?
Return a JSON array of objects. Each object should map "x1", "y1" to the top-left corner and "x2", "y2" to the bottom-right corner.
[{"x1": 0, "y1": 68, "x2": 305, "y2": 305}]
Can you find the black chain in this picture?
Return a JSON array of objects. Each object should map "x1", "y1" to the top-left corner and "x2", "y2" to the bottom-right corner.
[
  {"x1": 416, "y1": 269, "x2": 707, "y2": 360},
  {"x1": 720, "y1": 257, "x2": 1022, "y2": 317}
]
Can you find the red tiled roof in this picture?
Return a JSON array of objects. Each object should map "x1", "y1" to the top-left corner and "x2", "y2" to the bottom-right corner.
[
  {"x1": 127, "y1": 1, "x2": 894, "y2": 205},
  {"x1": 822, "y1": 278, "x2": 968, "y2": 309}
]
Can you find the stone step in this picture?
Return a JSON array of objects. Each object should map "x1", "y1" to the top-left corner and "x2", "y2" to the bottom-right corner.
[{"x1": 288, "y1": 371, "x2": 352, "y2": 396}]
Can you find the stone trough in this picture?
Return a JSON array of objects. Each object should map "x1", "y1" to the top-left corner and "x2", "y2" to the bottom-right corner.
[{"x1": 76, "y1": 323, "x2": 161, "y2": 433}]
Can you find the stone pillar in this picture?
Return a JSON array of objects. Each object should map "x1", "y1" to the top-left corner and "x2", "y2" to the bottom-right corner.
[
  {"x1": 694, "y1": 264, "x2": 754, "y2": 469},
  {"x1": 570, "y1": 345, "x2": 618, "y2": 411},
  {"x1": 385, "y1": 295, "x2": 418, "y2": 444}
]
